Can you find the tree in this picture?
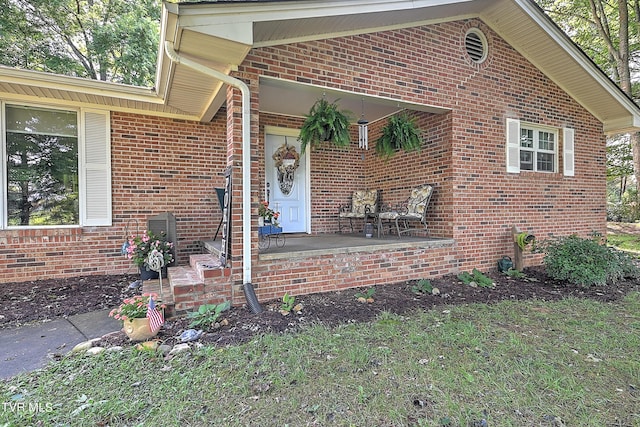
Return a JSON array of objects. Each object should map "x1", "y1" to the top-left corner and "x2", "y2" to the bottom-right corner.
[
  {"x1": 537, "y1": 0, "x2": 640, "y2": 208},
  {"x1": 0, "y1": 0, "x2": 160, "y2": 86}
]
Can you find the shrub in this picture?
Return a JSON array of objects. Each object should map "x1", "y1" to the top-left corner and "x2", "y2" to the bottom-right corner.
[
  {"x1": 537, "y1": 234, "x2": 640, "y2": 287},
  {"x1": 187, "y1": 301, "x2": 230, "y2": 329},
  {"x1": 457, "y1": 269, "x2": 495, "y2": 288}
]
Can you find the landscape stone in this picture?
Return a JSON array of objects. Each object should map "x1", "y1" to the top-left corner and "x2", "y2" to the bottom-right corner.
[
  {"x1": 71, "y1": 341, "x2": 93, "y2": 353},
  {"x1": 86, "y1": 347, "x2": 105, "y2": 355},
  {"x1": 169, "y1": 343, "x2": 191, "y2": 355}
]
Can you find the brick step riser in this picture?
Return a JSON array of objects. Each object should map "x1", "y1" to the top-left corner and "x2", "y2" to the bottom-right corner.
[{"x1": 141, "y1": 253, "x2": 231, "y2": 316}]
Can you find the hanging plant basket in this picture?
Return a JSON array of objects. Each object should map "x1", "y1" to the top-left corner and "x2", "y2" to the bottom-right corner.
[
  {"x1": 375, "y1": 112, "x2": 423, "y2": 159},
  {"x1": 298, "y1": 97, "x2": 352, "y2": 154}
]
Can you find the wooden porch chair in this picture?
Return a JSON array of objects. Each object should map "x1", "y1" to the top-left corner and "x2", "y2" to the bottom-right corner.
[
  {"x1": 378, "y1": 184, "x2": 433, "y2": 237},
  {"x1": 338, "y1": 189, "x2": 379, "y2": 233}
]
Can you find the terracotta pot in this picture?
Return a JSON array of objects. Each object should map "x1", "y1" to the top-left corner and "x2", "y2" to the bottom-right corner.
[{"x1": 123, "y1": 317, "x2": 158, "y2": 341}]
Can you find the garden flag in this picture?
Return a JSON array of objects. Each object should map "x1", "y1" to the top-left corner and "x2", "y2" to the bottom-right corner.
[{"x1": 147, "y1": 296, "x2": 164, "y2": 333}]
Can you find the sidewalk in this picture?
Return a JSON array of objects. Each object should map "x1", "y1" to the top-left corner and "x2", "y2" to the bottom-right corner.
[{"x1": 0, "y1": 310, "x2": 122, "y2": 380}]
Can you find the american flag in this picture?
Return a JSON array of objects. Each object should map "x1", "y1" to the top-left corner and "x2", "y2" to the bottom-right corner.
[{"x1": 147, "y1": 296, "x2": 164, "y2": 334}]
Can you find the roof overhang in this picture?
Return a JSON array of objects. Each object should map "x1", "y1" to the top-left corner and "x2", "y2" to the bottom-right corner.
[
  {"x1": 0, "y1": 0, "x2": 638, "y2": 134},
  {"x1": 155, "y1": 0, "x2": 640, "y2": 133},
  {"x1": 483, "y1": 0, "x2": 640, "y2": 134},
  {"x1": 0, "y1": 65, "x2": 195, "y2": 119}
]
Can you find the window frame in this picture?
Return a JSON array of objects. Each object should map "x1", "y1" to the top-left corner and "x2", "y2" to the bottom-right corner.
[
  {"x1": 519, "y1": 123, "x2": 558, "y2": 173},
  {"x1": 0, "y1": 101, "x2": 111, "y2": 229}
]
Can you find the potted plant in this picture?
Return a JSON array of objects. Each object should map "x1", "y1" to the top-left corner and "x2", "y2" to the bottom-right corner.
[
  {"x1": 109, "y1": 293, "x2": 166, "y2": 341},
  {"x1": 298, "y1": 97, "x2": 352, "y2": 154},
  {"x1": 258, "y1": 201, "x2": 280, "y2": 226},
  {"x1": 125, "y1": 230, "x2": 174, "y2": 280},
  {"x1": 375, "y1": 112, "x2": 423, "y2": 159}
]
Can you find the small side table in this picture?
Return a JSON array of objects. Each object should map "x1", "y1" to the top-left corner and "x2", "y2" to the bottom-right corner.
[{"x1": 365, "y1": 212, "x2": 381, "y2": 238}]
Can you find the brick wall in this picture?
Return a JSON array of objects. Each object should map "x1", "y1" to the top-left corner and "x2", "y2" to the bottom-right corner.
[
  {"x1": 238, "y1": 18, "x2": 606, "y2": 301},
  {"x1": 0, "y1": 111, "x2": 228, "y2": 283},
  {"x1": 1, "y1": 17, "x2": 607, "y2": 300}
]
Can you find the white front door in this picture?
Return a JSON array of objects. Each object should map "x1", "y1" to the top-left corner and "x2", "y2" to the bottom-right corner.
[{"x1": 265, "y1": 131, "x2": 309, "y2": 233}]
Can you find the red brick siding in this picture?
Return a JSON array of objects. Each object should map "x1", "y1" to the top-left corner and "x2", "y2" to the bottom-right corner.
[
  {"x1": 244, "y1": 245, "x2": 459, "y2": 305},
  {"x1": 0, "y1": 111, "x2": 228, "y2": 283},
  {"x1": 237, "y1": 18, "x2": 606, "y2": 302},
  {"x1": 1, "y1": 17, "x2": 607, "y2": 301}
]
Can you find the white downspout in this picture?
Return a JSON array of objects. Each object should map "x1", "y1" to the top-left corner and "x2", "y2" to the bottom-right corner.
[{"x1": 164, "y1": 41, "x2": 253, "y2": 286}]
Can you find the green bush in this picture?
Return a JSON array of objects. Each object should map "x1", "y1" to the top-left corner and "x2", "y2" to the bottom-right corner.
[{"x1": 537, "y1": 234, "x2": 640, "y2": 287}]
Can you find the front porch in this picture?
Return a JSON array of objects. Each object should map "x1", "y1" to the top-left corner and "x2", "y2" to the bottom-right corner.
[
  {"x1": 203, "y1": 233, "x2": 455, "y2": 258},
  {"x1": 146, "y1": 233, "x2": 458, "y2": 315}
]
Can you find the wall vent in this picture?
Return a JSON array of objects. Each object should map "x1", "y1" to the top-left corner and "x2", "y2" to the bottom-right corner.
[{"x1": 465, "y1": 28, "x2": 488, "y2": 64}]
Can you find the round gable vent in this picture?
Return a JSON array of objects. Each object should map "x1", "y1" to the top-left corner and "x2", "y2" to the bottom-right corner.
[{"x1": 465, "y1": 28, "x2": 488, "y2": 64}]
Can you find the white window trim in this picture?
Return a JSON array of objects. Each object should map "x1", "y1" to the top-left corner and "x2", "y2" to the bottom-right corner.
[
  {"x1": 506, "y1": 118, "x2": 565, "y2": 174},
  {"x1": 0, "y1": 101, "x2": 112, "y2": 228}
]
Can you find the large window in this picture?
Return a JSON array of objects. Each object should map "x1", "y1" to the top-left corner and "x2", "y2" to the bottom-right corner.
[
  {"x1": 519, "y1": 125, "x2": 557, "y2": 172},
  {"x1": 6, "y1": 105, "x2": 79, "y2": 226},
  {"x1": 1, "y1": 103, "x2": 112, "y2": 228}
]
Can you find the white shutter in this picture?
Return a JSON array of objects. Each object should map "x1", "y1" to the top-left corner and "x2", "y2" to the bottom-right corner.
[
  {"x1": 506, "y1": 118, "x2": 520, "y2": 173},
  {"x1": 80, "y1": 110, "x2": 112, "y2": 226},
  {"x1": 563, "y1": 128, "x2": 575, "y2": 177}
]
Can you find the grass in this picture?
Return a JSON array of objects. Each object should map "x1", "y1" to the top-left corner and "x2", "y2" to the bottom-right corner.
[
  {"x1": 2, "y1": 294, "x2": 639, "y2": 426},
  {"x1": 608, "y1": 231, "x2": 640, "y2": 254}
]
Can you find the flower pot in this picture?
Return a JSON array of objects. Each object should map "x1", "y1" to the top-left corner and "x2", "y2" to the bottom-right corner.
[
  {"x1": 139, "y1": 266, "x2": 167, "y2": 281},
  {"x1": 258, "y1": 217, "x2": 265, "y2": 227},
  {"x1": 123, "y1": 317, "x2": 158, "y2": 341}
]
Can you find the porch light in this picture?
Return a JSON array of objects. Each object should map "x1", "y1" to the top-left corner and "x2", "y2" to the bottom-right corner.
[{"x1": 358, "y1": 98, "x2": 369, "y2": 150}]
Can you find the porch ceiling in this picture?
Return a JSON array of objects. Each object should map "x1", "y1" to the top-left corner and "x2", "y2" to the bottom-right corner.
[{"x1": 259, "y1": 77, "x2": 450, "y2": 123}]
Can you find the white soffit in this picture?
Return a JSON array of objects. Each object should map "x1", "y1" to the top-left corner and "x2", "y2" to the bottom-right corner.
[
  {"x1": 260, "y1": 77, "x2": 450, "y2": 122},
  {"x1": 0, "y1": 66, "x2": 194, "y2": 119}
]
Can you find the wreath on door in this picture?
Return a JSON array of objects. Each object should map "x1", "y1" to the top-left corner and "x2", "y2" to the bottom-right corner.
[{"x1": 272, "y1": 141, "x2": 300, "y2": 195}]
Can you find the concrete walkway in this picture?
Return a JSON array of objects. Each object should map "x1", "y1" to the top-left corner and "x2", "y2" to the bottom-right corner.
[{"x1": 0, "y1": 310, "x2": 122, "y2": 380}]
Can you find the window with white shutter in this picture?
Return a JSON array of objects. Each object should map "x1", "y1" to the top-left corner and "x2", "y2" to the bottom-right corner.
[
  {"x1": 0, "y1": 103, "x2": 111, "y2": 228},
  {"x1": 506, "y1": 119, "x2": 561, "y2": 174},
  {"x1": 506, "y1": 118, "x2": 521, "y2": 173}
]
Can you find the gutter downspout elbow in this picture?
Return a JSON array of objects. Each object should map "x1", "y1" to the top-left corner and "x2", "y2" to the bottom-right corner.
[{"x1": 163, "y1": 41, "x2": 259, "y2": 311}]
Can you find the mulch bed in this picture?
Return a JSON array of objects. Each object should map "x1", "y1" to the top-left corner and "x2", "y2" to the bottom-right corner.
[{"x1": 2, "y1": 266, "x2": 639, "y2": 350}]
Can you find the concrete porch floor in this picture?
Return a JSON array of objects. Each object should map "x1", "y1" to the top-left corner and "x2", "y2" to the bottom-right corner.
[{"x1": 203, "y1": 233, "x2": 455, "y2": 259}]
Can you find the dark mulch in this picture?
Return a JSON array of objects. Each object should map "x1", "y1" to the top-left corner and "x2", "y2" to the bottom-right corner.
[{"x1": 2, "y1": 266, "x2": 639, "y2": 350}]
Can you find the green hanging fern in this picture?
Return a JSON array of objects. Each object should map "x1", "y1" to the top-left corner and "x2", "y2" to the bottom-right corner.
[
  {"x1": 299, "y1": 98, "x2": 352, "y2": 154},
  {"x1": 375, "y1": 113, "x2": 423, "y2": 159}
]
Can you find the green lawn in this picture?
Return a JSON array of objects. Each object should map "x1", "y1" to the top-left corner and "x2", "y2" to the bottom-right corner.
[
  {"x1": 607, "y1": 222, "x2": 640, "y2": 254},
  {"x1": 2, "y1": 294, "x2": 639, "y2": 426}
]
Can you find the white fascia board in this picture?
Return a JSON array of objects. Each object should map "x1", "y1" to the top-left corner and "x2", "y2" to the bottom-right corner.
[
  {"x1": 603, "y1": 116, "x2": 640, "y2": 135},
  {"x1": 0, "y1": 67, "x2": 163, "y2": 105},
  {"x1": 178, "y1": 0, "x2": 473, "y2": 23},
  {"x1": 252, "y1": 12, "x2": 479, "y2": 48},
  {"x1": 178, "y1": 20, "x2": 254, "y2": 46},
  {"x1": 176, "y1": 0, "x2": 473, "y2": 39},
  {"x1": 0, "y1": 90, "x2": 199, "y2": 121}
]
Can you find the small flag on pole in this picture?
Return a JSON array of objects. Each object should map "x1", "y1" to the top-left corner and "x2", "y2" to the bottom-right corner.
[{"x1": 147, "y1": 296, "x2": 164, "y2": 334}]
